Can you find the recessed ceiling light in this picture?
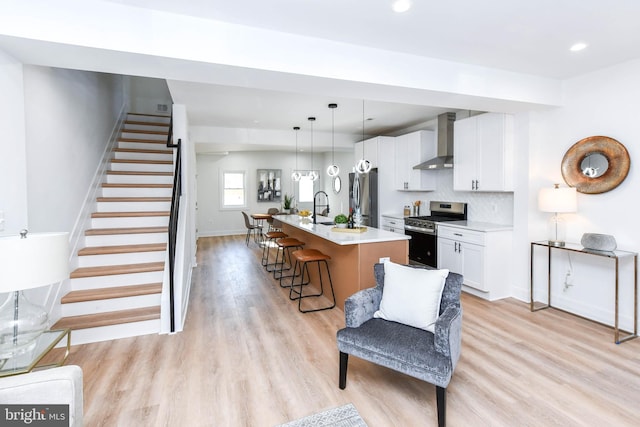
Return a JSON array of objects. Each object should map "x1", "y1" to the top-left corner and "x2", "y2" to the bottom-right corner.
[
  {"x1": 570, "y1": 42, "x2": 588, "y2": 52},
  {"x1": 392, "y1": 0, "x2": 412, "y2": 13}
]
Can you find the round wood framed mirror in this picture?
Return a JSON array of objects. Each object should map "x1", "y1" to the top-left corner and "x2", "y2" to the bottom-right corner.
[{"x1": 561, "y1": 136, "x2": 630, "y2": 194}]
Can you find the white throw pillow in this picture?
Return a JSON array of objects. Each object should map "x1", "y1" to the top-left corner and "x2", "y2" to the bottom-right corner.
[{"x1": 374, "y1": 261, "x2": 449, "y2": 333}]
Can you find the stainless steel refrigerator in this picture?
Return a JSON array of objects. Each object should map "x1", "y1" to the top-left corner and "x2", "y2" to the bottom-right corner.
[{"x1": 349, "y1": 168, "x2": 378, "y2": 228}]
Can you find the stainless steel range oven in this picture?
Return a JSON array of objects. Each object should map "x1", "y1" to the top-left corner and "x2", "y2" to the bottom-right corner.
[{"x1": 404, "y1": 201, "x2": 467, "y2": 268}]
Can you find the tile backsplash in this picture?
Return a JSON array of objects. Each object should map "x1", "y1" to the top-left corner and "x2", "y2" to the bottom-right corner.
[{"x1": 405, "y1": 169, "x2": 514, "y2": 225}]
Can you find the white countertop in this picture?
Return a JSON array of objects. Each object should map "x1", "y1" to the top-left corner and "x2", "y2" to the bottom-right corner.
[
  {"x1": 278, "y1": 214, "x2": 410, "y2": 246},
  {"x1": 437, "y1": 220, "x2": 513, "y2": 232},
  {"x1": 381, "y1": 212, "x2": 408, "y2": 220}
]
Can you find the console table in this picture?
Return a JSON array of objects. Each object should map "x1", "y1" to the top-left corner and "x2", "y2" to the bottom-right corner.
[
  {"x1": 0, "y1": 329, "x2": 71, "y2": 377},
  {"x1": 530, "y1": 241, "x2": 638, "y2": 344}
]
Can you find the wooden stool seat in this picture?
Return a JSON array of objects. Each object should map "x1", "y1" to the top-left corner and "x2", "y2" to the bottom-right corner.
[
  {"x1": 291, "y1": 249, "x2": 331, "y2": 263},
  {"x1": 277, "y1": 237, "x2": 304, "y2": 248},
  {"x1": 289, "y1": 248, "x2": 336, "y2": 313},
  {"x1": 262, "y1": 231, "x2": 289, "y2": 268},
  {"x1": 265, "y1": 231, "x2": 287, "y2": 239},
  {"x1": 272, "y1": 238, "x2": 305, "y2": 284}
]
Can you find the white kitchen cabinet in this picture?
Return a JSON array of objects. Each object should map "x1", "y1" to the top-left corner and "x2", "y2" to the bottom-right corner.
[
  {"x1": 381, "y1": 214, "x2": 405, "y2": 234},
  {"x1": 453, "y1": 113, "x2": 514, "y2": 192},
  {"x1": 437, "y1": 224, "x2": 512, "y2": 300},
  {"x1": 394, "y1": 130, "x2": 437, "y2": 191}
]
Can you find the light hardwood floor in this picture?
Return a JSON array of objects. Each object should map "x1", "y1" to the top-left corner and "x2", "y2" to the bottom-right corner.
[{"x1": 59, "y1": 235, "x2": 640, "y2": 426}]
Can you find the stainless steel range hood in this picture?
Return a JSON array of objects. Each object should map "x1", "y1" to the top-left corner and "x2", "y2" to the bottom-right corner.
[{"x1": 413, "y1": 112, "x2": 456, "y2": 170}]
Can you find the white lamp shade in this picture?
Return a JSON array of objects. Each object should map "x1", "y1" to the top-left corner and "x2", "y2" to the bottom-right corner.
[
  {"x1": 538, "y1": 186, "x2": 577, "y2": 213},
  {"x1": 0, "y1": 232, "x2": 69, "y2": 292}
]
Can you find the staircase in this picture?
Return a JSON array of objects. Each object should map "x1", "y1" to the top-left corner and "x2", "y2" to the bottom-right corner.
[{"x1": 52, "y1": 113, "x2": 173, "y2": 345}]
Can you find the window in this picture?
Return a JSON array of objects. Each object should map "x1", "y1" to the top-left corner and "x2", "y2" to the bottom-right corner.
[
  {"x1": 297, "y1": 174, "x2": 317, "y2": 202},
  {"x1": 222, "y1": 171, "x2": 246, "y2": 208}
]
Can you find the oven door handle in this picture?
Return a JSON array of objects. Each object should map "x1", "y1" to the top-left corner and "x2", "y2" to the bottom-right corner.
[{"x1": 404, "y1": 225, "x2": 436, "y2": 235}]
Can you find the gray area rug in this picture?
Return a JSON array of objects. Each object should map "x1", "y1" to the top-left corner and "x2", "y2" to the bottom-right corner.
[{"x1": 276, "y1": 403, "x2": 368, "y2": 427}]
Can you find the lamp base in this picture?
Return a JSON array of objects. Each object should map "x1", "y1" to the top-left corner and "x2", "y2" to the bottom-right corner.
[
  {"x1": 0, "y1": 291, "x2": 49, "y2": 360},
  {"x1": 547, "y1": 239, "x2": 566, "y2": 247}
]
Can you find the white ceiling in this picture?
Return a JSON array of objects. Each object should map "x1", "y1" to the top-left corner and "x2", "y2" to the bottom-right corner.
[
  {"x1": 6, "y1": 0, "x2": 640, "y2": 152},
  {"x1": 127, "y1": 0, "x2": 640, "y2": 151},
  {"x1": 112, "y1": 0, "x2": 640, "y2": 79}
]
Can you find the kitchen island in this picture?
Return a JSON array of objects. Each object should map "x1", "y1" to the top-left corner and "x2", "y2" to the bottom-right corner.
[{"x1": 276, "y1": 215, "x2": 409, "y2": 309}]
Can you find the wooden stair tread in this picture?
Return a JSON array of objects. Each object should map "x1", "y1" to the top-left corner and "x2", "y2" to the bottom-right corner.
[
  {"x1": 102, "y1": 183, "x2": 173, "y2": 188},
  {"x1": 123, "y1": 129, "x2": 168, "y2": 135},
  {"x1": 61, "y1": 283, "x2": 162, "y2": 303},
  {"x1": 97, "y1": 197, "x2": 171, "y2": 202},
  {"x1": 107, "y1": 170, "x2": 173, "y2": 176},
  {"x1": 114, "y1": 148, "x2": 173, "y2": 155},
  {"x1": 128, "y1": 112, "x2": 170, "y2": 118},
  {"x1": 124, "y1": 120, "x2": 170, "y2": 127},
  {"x1": 71, "y1": 261, "x2": 165, "y2": 278},
  {"x1": 118, "y1": 138, "x2": 167, "y2": 144},
  {"x1": 85, "y1": 226, "x2": 168, "y2": 236},
  {"x1": 52, "y1": 306, "x2": 161, "y2": 330},
  {"x1": 78, "y1": 243, "x2": 167, "y2": 256},
  {"x1": 91, "y1": 211, "x2": 170, "y2": 218},
  {"x1": 111, "y1": 159, "x2": 173, "y2": 165}
]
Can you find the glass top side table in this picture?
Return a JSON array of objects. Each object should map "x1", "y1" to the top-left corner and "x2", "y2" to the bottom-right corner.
[
  {"x1": 0, "y1": 329, "x2": 71, "y2": 377},
  {"x1": 530, "y1": 241, "x2": 638, "y2": 344}
]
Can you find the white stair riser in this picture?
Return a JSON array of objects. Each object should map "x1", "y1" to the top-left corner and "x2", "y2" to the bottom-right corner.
[
  {"x1": 96, "y1": 201, "x2": 171, "y2": 212},
  {"x1": 114, "y1": 151, "x2": 173, "y2": 161},
  {"x1": 84, "y1": 232, "x2": 168, "y2": 247},
  {"x1": 70, "y1": 270, "x2": 164, "y2": 290},
  {"x1": 101, "y1": 187, "x2": 173, "y2": 198},
  {"x1": 106, "y1": 174, "x2": 173, "y2": 185},
  {"x1": 123, "y1": 124, "x2": 170, "y2": 132},
  {"x1": 120, "y1": 131, "x2": 166, "y2": 141},
  {"x1": 126, "y1": 115, "x2": 170, "y2": 124},
  {"x1": 77, "y1": 250, "x2": 166, "y2": 267},
  {"x1": 91, "y1": 216, "x2": 169, "y2": 228},
  {"x1": 117, "y1": 141, "x2": 168, "y2": 151},
  {"x1": 66, "y1": 319, "x2": 160, "y2": 346},
  {"x1": 61, "y1": 294, "x2": 162, "y2": 317},
  {"x1": 110, "y1": 162, "x2": 173, "y2": 173}
]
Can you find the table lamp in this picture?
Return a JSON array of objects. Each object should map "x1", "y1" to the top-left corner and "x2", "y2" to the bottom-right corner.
[
  {"x1": 0, "y1": 230, "x2": 69, "y2": 359},
  {"x1": 538, "y1": 184, "x2": 577, "y2": 247}
]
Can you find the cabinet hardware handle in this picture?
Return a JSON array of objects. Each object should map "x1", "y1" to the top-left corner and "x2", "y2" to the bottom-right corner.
[
  {"x1": 454, "y1": 233, "x2": 462, "y2": 236},
  {"x1": 471, "y1": 180, "x2": 475, "y2": 190}
]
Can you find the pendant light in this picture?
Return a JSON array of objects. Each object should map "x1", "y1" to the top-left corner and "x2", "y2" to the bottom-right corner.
[
  {"x1": 308, "y1": 117, "x2": 319, "y2": 181},
  {"x1": 355, "y1": 99, "x2": 372, "y2": 174},
  {"x1": 326, "y1": 103, "x2": 340, "y2": 177},
  {"x1": 291, "y1": 126, "x2": 302, "y2": 181}
]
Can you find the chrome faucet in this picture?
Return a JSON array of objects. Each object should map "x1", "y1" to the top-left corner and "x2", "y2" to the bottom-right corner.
[{"x1": 313, "y1": 190, "x2": 330, "y2": 224}]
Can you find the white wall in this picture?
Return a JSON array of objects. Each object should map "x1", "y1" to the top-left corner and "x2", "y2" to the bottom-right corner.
[
  {"x1": 23, "y1": 67, "x2": 124, "y2": 232},
  {"x1": 515, "y1": 59, "x2": 640, "y2": 330},
  {"x1": 0, "y1": 49, "x2": 28, "y2": 234},
  {"x1": 196, "y1": 151, "x2": 340, "y2": 236},
  {"x1": 129, "y1": 76, "x2": 172, "y2": 115}
]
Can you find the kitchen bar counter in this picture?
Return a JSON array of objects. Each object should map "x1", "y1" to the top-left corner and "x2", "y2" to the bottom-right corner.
[
  {"x1": 277, "y1": 215, "x2": 410, "y2": 245},
  {"x1": 277, "y1": 215, "x2": 409, "y2": 309}
]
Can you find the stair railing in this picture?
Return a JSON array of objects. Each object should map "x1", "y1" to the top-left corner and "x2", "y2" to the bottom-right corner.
[{"x1": 166, "y1": 114, "x2": 181, "y2": 333}]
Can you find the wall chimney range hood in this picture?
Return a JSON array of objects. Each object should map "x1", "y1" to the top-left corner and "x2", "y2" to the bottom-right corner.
[{"x1": 413, "y1": 112, "x2": 456, "y2": 170}]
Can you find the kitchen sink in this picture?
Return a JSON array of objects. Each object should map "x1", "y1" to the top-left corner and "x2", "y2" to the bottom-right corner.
[{"x1": 317, "y1": 221, "x2": 335, "y2": 226}]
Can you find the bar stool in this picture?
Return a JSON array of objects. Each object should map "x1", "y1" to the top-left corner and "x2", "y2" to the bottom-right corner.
[
  {"x1": 272, "y1": 238, "x2": 305, "y2": 286},
  {"x1": 288, "y1": 249, "x2": 336, "y2": 313},
  {"x1": 261, "y1": 230, "x2": 288, "y2": 268}
]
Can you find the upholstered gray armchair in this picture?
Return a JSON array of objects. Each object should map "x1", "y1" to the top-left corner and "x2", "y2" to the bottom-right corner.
[{"x1": 337, "y1": 263, "x2": 463, "y2": 427}]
